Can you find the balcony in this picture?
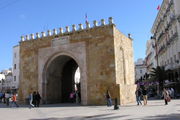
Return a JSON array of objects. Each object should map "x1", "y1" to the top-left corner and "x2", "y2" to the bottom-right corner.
[
  {"x1": 158, "y1": 45, "x2": 166, "y2": 54},
  {"x1": 165, "y1": 62, "x2": 180, "y2": 70},
  {"x1": 169, "y1": 15, "x2": 176, "y2": 24},
  {"x1": 157, "y1": 32, "x2": 165, "y2": 42},
  {"x1": 165, "y1": 64, "x2": 173, "y2": 70},
  {"x1": 169, "y1": 32, "x2": 178, "y2": 43},
  {"x1": 177, "y1": 15, "x2": 180, "y2": 22},
  {"x1": 165, "y1": 0, "x2": 174, "y2": 15}
]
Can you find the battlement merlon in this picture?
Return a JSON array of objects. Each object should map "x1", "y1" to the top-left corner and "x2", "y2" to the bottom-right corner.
[{"x1": 20, "y1": 17, "x2": 114, "y2": 42}]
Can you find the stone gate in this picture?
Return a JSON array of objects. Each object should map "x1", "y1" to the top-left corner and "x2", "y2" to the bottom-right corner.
[{"x1": 18, "y1": 17, "x2": 136, "y2": 105}]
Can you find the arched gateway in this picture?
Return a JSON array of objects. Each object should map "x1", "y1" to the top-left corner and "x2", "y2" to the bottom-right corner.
[
  {"x1": 18, "y1": 17, "x2": 136, "y2": 105},
  {"x1": 43, "y1": 55, "x2": 80, "y2": 104},
  {"x1": 38, "y1": 41, "x2": 87, "y2": 105}
]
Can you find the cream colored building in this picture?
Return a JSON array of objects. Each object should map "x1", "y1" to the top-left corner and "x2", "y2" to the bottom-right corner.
[
  {"x1": 135, "y1": 58, "x2": 147, "y2": 82},
  {"x1": 151, "y1": 0, "x2": 180, "y2": 93},
  {"x1": 0, "y1": 70, "x2": 13, "y2": 92},
  {"x1": 0, "y1": 73, "x2": 5, "y2": 91},
  {"x1": 12, "y1": 45, "x2": 20, "y2": 91},
  {"x1": 146, "y1": 39, "x2": 157, "y2": 73}
]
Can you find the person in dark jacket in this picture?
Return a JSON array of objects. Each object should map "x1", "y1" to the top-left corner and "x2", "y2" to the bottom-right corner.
[
  {"x1": 36, "y1": 91, "x2": 41, "y2": 107},
  {"x1": 135, "y1": 88, "x2": 142, "y2": 105},
  {"x1": 32, "y1": 91, "x2": 37, "y2": 107},
  {"x1": 106, "y1": 90, "x2": 112, "y2": 107},
  {"x1": 142, "y1": 88, "x2": 148, "y2": 105}
]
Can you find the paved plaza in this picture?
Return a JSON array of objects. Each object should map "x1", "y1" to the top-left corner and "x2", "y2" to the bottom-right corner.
[{"x1": 0, "y1": 99, "x2": 180, "y2": 120}]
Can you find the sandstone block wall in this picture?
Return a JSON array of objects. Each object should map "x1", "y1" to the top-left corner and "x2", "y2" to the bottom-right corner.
[{"x1": 18, "y1": 21, "x2": 136, "y2": 105}]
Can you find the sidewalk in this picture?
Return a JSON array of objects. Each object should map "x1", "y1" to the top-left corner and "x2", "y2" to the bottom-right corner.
[{"x1": 0, "y1": 99, "x2": 180, "y2": 120}]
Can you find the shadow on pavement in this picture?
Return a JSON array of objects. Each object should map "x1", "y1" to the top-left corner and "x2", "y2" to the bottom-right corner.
[
  {"x1": 134, "y1": 113, "x2": 180, "y2": 120},
  {"x1": 0, "y1": 103, "x2": 84, "y2": 108},
  {"x1": 121, "y1": 104, "x2": 165, "y2": 107},
  {"x1": 30, "y1": 114, "x2": 129, "y2": 120}
]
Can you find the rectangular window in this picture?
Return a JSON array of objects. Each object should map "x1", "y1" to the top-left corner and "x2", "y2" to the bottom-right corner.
[
  {"x1": 14, "y1": 76, "x2": 16, "y2": 81},
  {"x1": 14, "y1": 64, "x2": 16, "y2": 69},
  {"x1": 14, "y1": 53, "x2": 16, "y2": 58},
  {"x1": 174, "y1": 55, "x2": 176, "y2": 63}
]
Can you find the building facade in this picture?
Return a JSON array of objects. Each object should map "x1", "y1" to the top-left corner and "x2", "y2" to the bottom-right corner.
[
  {"x1": 0, "y1": 69, "x2": 13, "y2": 92},
  {"x1": 135, "y1": 58, "x2": 147, "y2": 82},
  {"x1": 0, "y1": 73, "x2": 5, "y2": 91},
  {"x1": 151, "y1": 0, "x2": 180, "y2": 93},
  {"x1": 17, "y1": 17, "x2": 136, "y2": 105},
  {"x1": 12, "y1": 45, "x2": 20, "y2": 91},
  {"x1": 145, "y1": 39, "x2": 157, "y2": 73}
]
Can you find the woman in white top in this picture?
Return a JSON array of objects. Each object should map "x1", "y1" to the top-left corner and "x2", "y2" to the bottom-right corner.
[
  {"x1": 163, "y1": 88, "x2": 170, "y2": 105},
  {"x1": 29, "y1": 92, "x2": 34, "y2": 108}
]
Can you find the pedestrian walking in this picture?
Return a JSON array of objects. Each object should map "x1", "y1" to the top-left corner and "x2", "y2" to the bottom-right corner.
[
  {"x1": 69, "y1": 91, "x2": 75, "y2": 103},
  {"x1": 2, "y1": 93, "x2": 5, "y2": 103},
  {"x1": 5, "y1": 91, "x2": 10, "y2": 106},
  {"x1": 29, "y1": 92, "x2": 34, "y2": 108},
  {"x1": 11, "y1": 93, "x2": 19, "y2": 107},
  {"x1": 106, "y1": 90, "x2": 112, "y2": 107},
  {"x1": 142, "y1": 87, "x2": 148, "y2": 105},
  {"x1": 36, "y1": 91, "x2": 41, "y2": 107},
  {"x1": 135, "y1": 88, "x2": 142, "y2": 105},
  {"x1": 75, "y1": 91, "x2": 79, "y2": 104},
  {"x1": 163, "y1": 88, "x2": 170, "y2": 105},
  {"x1": 33, "y1": 91, "x2": 37, "y2": 107}
]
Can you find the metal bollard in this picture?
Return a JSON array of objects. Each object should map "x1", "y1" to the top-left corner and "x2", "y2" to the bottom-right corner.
[{"x1": 114, "y1": 98, "x2": 119, "y2": 110}]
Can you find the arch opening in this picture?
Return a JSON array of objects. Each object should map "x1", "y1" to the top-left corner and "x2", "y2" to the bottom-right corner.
[{"x1": 44, "y1": 55, "x2": 81, "y2": 104}]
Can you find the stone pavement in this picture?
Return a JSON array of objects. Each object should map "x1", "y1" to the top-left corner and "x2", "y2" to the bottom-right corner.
[{"x1": 0, "y1": 99, "x2": 180, "y2": 120}]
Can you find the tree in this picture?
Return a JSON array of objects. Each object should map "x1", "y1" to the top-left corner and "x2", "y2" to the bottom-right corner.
[{"x1": 150, "y1": 66, "x2": 167, "y2": 92}]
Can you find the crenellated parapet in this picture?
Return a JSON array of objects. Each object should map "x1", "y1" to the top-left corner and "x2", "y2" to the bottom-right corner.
[{"x1": 20, "y1": 17, "x2": 114, "y2": 42}]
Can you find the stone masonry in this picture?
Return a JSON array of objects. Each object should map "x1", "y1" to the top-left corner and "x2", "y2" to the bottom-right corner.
[{"x1": 18, "y1": 17, "x2": 136, "y2": 105}]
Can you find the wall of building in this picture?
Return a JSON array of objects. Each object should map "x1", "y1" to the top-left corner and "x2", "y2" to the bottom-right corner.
[
  {"x1": 135, "y1": 59, "x2": 147, "y2": 81},
  {"x1": 151, "y1": 0, "x2": 180, "y2": 93},
  {"x1": 151, "y1": 0, "x2": 180, "y2": 70},
  {"x1": 146, "y1": 39, "x2": 157, "y2": 73},
  {"x1": 114, "y1": 27, "x2": 136, "y2": 104},
  {"x1": 0, "y1": 74, "x2": 5, "y2": 91},
  {"x1": 12, "y1": 45, "x2": 20, "y2": 90},
  {"x1": 18, "y1": 18, "x2": 136, "y2": 105}
]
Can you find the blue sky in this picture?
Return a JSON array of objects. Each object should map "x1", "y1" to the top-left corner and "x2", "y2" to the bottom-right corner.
[{"x1": 0, "y1": 0, "x2": 162, "y2": 71}]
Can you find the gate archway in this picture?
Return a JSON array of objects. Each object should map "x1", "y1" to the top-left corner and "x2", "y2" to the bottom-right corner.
[{"x1": 43, "y1": 55, "x2": 81, "y2": 104}]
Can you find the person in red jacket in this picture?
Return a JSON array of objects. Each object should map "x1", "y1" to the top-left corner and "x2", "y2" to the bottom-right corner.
[{"x1": 11, "y1": 93, "x2": 19, "y2": 107}]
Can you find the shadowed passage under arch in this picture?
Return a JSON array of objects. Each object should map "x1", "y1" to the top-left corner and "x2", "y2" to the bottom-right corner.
[{"x1": 44, "y1": 55, "x2": 80, "y2": 104}]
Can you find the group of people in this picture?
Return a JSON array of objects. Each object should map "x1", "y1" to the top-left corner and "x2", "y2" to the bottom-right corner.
[
  {"x1": 0, "y1": 91, "x2": 19, "y2": 107},
  {"x1": 135, "y1": 86, "x2": 173, "y2": 106},
  {"x1": 0, "y1": 87, "x2": 175, "y2": 108},
  {"x1": 29, "y1": 91, "x2": 41, "y2": 108},
  {"x1": 135, "y1": 87, "x2": 148, "y2": 105}
]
